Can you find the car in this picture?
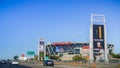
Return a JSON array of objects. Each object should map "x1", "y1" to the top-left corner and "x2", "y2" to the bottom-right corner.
[
  {"x1": 43, "y1": 60, "x2": 54, "y2": 66},
  {"x1": 11, "y1": 60, "x2": 19, "y2": 64},
  {"x1": 109, "y1": 59, "x2": 120, "y2": 63},
  {"x1": 7, "y1": 59, "x2": 12, "y2": 64},
  {"x1": 0, "y1": 60, "x2": 6, "y2": 64},
  {"x1": 81, "y1": 59, "x2": 87, "y2": 63}
]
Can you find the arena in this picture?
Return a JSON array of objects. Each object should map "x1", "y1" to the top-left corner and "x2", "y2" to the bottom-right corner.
[{"x1": 46, "y1": 42, "x2": 114, "y2": 60}]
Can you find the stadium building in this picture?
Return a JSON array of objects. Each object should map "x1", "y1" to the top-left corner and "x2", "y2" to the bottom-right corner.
[
  {"x1": 37, "y1": 14, "x2": 113, "y2": 62},
  {"x1": 45, "y1": 42, "x2": 114, "y2": 60}
]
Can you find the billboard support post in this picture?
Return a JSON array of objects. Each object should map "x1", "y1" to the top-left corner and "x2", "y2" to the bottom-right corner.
[
  {"x1": 90, "y1": 15, "x2": 93, "y2": 63},
  {"x1": 104, "y1": 16, "x2": 108, "y2": 63},
  {"x1": 38, "y1": 38, "x2": 45, "y2": 61}
]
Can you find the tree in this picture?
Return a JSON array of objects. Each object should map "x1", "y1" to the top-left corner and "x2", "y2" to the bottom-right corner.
[
  {"x1": 72, "y1": 55, "x2": 82, "y2": 61},
  {"x1": 40, "y1": 52, "x2": 44, "y2": 57},
  {"x1": 14, "y1": 55, "x2": 19, "y2": 60},
  {"x1": 34, "y1": 55, "x2": 38, "y2": 61},
  {"x1": 110, "y1": 52, "x2": 120, "y2": 58},
  {"x1": 49, "y1": 55, "x2": 60, "y2": 60}
]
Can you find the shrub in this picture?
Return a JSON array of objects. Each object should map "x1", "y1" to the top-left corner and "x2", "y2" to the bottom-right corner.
[
  {"x1": 72, "y1": 55, "x2": 82, "y2": 61},
  {"x1": 49, "y1": 55, "x2": 60, "y2": 60}
]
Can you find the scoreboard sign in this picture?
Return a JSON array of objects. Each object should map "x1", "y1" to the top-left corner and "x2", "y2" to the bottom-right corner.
[{"x1": 93, "y1": 25, "x2": 105, "y2": 61}]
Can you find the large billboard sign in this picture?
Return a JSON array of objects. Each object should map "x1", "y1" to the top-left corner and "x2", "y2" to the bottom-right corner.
[
  {"x1": 93, "y1": 25, "x2": 105, "y2": 61},
  {"x1": 39, "y1": 38, "x2": 44, "y2": 52},
  {"x1": 90, "y1": 14, "x2": 108, "y2": 63}
]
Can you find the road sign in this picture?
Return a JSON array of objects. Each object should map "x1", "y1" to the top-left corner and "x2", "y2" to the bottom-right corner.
[
  {"x1": 27, "y1": 51, "x2": 35, "y2": 56},
  {"x1": 45, "y1": 56, "x2": 49, "y2": 60}
]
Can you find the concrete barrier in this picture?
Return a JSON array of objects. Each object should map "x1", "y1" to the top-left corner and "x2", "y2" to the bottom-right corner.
[{"x1": 91, "y1": 62, "x2": 96, "y2": 68}]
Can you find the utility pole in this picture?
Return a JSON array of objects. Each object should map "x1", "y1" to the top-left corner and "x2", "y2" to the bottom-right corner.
[
  {"x1": 38, "y1": 42, "x2": 40, "y2": 61},
  {"x1": 44, "y1": 42, "x2": 46, "y2": 60}
]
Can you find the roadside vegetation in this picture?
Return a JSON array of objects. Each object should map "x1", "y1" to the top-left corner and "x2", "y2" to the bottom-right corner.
[
  {"x1": 49, "y1": 55, "x2": 60, "y2": 60},
  {"x1": 110, "y1": 53, "x2": 120, "y2": 58},
  {"x1": 72, "y1": 54, "x2": 82, "y2": 61}
]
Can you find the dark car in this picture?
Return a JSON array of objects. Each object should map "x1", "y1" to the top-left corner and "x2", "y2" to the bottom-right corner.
[
  {"x1": 0, "y1": 60, "x2": 6, "y2": 64},
  {"x1": 109, "y1": 59, "x2": 120, "y2": 63},
  {"x1": 43, "y1": 60, "x2": 54, "y2": 66},
  {"x1": 81, "y1": 59, "x2": 87, "y2": 63}
]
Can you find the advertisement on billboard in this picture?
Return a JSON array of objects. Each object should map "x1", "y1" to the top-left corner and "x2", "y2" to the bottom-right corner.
[
  {"x1": 56, "y1": 46, "x2": 64, "y2": 52},
  {"x1": 39, "y1": 40, "x2": 44, "y2": 52},
  {"x1": 82, "y1": 46, "x2": 89, "y2": 57},
  {"x1": 93, "y1": 25, "x2": 105, "y2": 62}
]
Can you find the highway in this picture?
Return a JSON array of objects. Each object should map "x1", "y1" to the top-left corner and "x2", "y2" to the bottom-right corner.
[
  {"x1": 20, "y1": 62, "x2": 120, "y2": 68},
  {"x1": 0, "y1": 62, "x2": 119, "y2": 68},
  {"x1": 0, "y1": 62, "x2": 87, "y2": 68},
  {"x1": 0, "y1": 63, "x2": 32, "y2": 68},
  {"x1": 20, "y1": 62, "x2": 87, "y2": 68}
]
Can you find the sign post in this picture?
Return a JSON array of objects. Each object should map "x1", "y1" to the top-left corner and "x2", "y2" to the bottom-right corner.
[
  {"x1": 27, "y1": 51, "x2": 35, "y2": 62},
  {"x1": 27, "y1": 51, "x2": 35, "y2": 56},
  {"x1": 38, "y1": 38, "x2": 45, "y2": 61}
]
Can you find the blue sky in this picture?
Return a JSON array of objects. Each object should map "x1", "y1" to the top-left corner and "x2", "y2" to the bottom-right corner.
[{"x1": 0, "y1": 0, "x2": 120, "y2": 59}]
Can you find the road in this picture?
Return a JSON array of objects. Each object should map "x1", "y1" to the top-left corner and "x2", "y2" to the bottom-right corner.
[
  {"x1": 0, "y1": 62, "x2": 119, "y2": 68},
  {"x1": 0, "y1": 63, "x2": 86, "y2": 68},
  {"x1": 20, "y1": 62, "x2": 87, "y2": 68},
  {"x1": 0, "y1": 63, "x2": 32, "y2": 68},
  {"x1": 0, "y1": 62, "x2": 87, "y2": 68}
]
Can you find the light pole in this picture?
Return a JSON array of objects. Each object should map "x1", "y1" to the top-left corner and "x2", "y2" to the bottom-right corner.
[
  {"x1": 44, "y1": 42, "x2": 46, "y2": 60},
  {"x1": 38, "y1": 42, "x2": 40, "y2": 61}
]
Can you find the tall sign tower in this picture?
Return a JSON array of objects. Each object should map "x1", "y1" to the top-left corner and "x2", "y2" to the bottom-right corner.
[
  {"x1": 38, "y1": 38, "x2": 44, "y2": 61},
  {"x1": 90, "y1": 14, "x2": 108, "y2": 63}
]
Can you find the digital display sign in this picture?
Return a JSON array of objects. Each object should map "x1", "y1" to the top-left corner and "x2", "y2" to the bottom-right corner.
[
  {"x1": 39, "y1": 38, "x2": 44, "y2": 52},
  {"x1": 56, "y1": 46, "x2": 64, "y2": 52},
  {"x1": 93, "y1": 25, "x2": 105, "y2": 61}
]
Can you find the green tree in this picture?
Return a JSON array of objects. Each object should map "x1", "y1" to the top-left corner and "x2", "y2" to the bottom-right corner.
[
  {"x1": 34, "y1": 55, "x2": 38, "y2": 61},
  {"x1": 40, "y1": 52, "x2": 44, "y2": 57},
  {"x1": 49, "y1": 55, "x2": 60, "y2": 60},
  {"x1": 14, "y1": 55, "x2": 19, "y2": 60},
  {"x1": 110, "y1": 53, "x2": 120, "y2": 58},
  {"x1": 72, "y1": 55, "x2": 82, "y2": 61}
]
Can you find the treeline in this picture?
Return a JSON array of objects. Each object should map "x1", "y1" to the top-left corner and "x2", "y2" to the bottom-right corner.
[{"x1": 110, "y1": 53, "x2": 120, "y2": 58}]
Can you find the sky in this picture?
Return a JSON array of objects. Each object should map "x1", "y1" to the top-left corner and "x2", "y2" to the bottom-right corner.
[{"x1": 0, "y1": 0, "x2": 120, "y2": 59}]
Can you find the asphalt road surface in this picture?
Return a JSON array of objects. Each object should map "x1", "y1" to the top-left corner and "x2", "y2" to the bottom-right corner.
[
  {"x1": 0, "y1": 63, "x2": 85, "y2": 68},
  {"x1": 19, "y1": 62, "x2": 120, "y2": 68},
  {"x1": 20, "y1": 62, "x2": 87, "y2": 68},
  {"x1": 1, "y1": 62, "x2": 119, "y2": 68},
  {"x1": 0, "y1": 63, "x2": 32, "y2": 68}
]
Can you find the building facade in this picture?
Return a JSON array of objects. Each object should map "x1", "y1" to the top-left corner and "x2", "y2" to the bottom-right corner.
[{"x1": 46, "y1": 42, "x2": 114, "y2": 60}]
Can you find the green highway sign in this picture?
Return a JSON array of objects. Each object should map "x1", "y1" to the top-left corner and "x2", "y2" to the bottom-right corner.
[
  {"x1": 27, "y1": 51, "x2": 35, "y2": 56},
  {"x1": 45, "y1": 56, "x2": 49, "y2": 60}
]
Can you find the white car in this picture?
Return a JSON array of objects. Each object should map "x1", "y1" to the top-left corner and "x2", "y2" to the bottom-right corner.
[{"x1": 11, "y1": 60, "x2": 19, "y2": 64}]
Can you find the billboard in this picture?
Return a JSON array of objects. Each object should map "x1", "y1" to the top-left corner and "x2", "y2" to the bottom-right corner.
[
  {"x1": 93, "y1": 25, "x2": 105, "y2": 61},
  {"x1": 39, "y1": 38, "x2": 44, "y2": 52},
  {"x1": 82, "y1": 46, "x2": 89, "y2": 57},
  {"x1": 56, "y1": 46, "x2": 64, "y2": 52}
]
